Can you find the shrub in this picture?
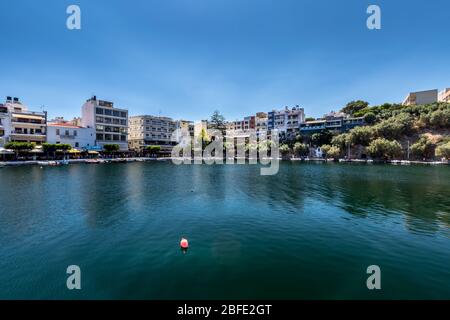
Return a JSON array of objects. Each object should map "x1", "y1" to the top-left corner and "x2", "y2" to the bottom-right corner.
[
  {"x1": 279, "y1": 144, "x2": 291, "y2": 156},
  {"x1": 363, "y1": 112, "x2": 377, "y2": 125},
  {"x1": 367, "y1": 138, "x2": 402, "y2": 160},
  {"x1": 429, "y1": 109, "x2": 450, "y2": 128},
  {"x1": 293, "y1": 142, "x2": 309, "y2": 157},
  {"x1": 410, "y1": 136, "x2": 435, "y2": 160},
  {"x1": 322, "y1": 144, "x2": 340, "y2": 159},
  {"x1": 435, "y1": 142, "x2": 450, "y2": 159},
  {"x1": 331, "y1": 133, "x2": 350, "y2": 149},
  {"x1": 348, "y1": 126, "x2": 374, "y2": 146}
]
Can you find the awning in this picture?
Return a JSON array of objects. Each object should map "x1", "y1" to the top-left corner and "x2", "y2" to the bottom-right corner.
[
  {"x1": 0, "y1": 148, "x2": 14, "y2": 154},
  {"x1": 30, "y1": 149, "x2": 44, "y2": 153},
  {"x1": 12, "y1": 113, "x2": 45, "y2": 121},
  {"x1": 69, "y1": 149, "x2": 81, "y2": 153},
  {"x1": 88, "y1": 151, "x2": 99, "y2": 154}
]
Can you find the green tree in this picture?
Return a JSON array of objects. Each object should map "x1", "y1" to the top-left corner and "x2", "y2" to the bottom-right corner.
[
  {"x1": 279, "y1": 144, "x2": 291, "y2": 158},
  {"x1": 435, "y1": 142, "x2": 450, "y2": 160},
  {"x1": 375, "y1": 113, "x2": 414, "y2": 139},
  {"x1": 367, "y1": 138, "x2": 402, "y2": 160},
  {"x1": 293, "y1": 142, "x2": 309, "y2": 157},
  {"x1": 4, "y1": 141, "x2": 34, "y2": 159},
  {"x1": 327, "y1": 146, "x2": 341, "y2": 160},
  {"x1": 103, "y1": 144, "x2": 120, "y2": 157},
  {"x1": 331, "y1": 133, "x2": 350, "y2": 149},
  {"x1": 348, "y1": 126, "x2": 374, "y2": 146},
  {"x1": 363, "y1": 112, "x2": 377, "y2": 125},
  {"x1": 210, "y1": 110, "x2": 226, "y2": 129},
  {"x1": 305, "y1": 117, "x2": 315, "y2": 122},
  {"x1": 145, "y1": 145, "x2": 161, "y2": 157},
  {"x1": 197, "y1": 128, "x2": 211, "y2": 150},
  {"x1": 311, "y1": 130, "x2": 333, "y2": 147},
  {"x1": 410, "y1": 136, "x2": 435, "y2": 160},
  {"x1": 341, "y1": 100, "x2": 369, "y2": 115},
  {"x1": 429, "y1": 109, "x2": 450, "y2": 128}
]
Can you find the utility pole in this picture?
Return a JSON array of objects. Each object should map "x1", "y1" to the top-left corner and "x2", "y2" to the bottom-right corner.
[{"x1": 407, "y1": 140, "x2": 410, "y2": 160}]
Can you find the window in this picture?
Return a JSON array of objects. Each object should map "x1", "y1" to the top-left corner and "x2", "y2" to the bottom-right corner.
[
  {"x1": 96, "y1": 133, "x2": 103, "y2": 140},
  {"x1": 105, "y1": 134, "x2": 112, "y2": 141},
  {"x1": 75, "y1": 142, "x2": 79, "y2": 147},
  {"x1": 120, "y1": 135, "x2": 126, "y2": 141},
  {"x1": 96, "y1": 116, "x2": 104, "y2": 123},
  {"x1": 96, "y1": 125, "x2": 104, "y2": 131},
  {"x1": 113, "y1": 111, "x2": 120, "y2": 117},
  {"x1": 120, "y1": 112, "x2": 127, "y2": 118},
  {"x1": 113, "y1": 135, "x2": 119, "y2": 141},
  {"x1": 65, "y1": 130, "x2": 69, "y2": 136},
  {"x1": 120, "y1": 119, "x2": 127, "y2": 125},
  {"x1": 56, "y1": 129, "x2": 60, "y2": 135},
  {"x1": 96, "y1": 108, "x2": 104, "y2": 115},
  {"x1": 74, "y1": 130, "x2": 77, "y2": 136},
  {"x1": 104, "y1": 109, "x2": 112, "y2": 116}
]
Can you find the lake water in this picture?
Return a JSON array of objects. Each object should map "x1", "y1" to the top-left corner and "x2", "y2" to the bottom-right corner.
[{"x1": 0, "y1": 162, "x2": 449, "y2": 299}]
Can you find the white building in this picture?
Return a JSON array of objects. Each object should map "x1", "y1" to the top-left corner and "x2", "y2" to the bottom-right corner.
[
  {"x1": 3, "y1": 96, "x2": 47, "y2": 144},
  {"x1": 47, "y1": 122, "x2": 95, "y2": 150},
  {"x1": 438, "y1": 88, "x2": 450, "y2": 103},
  {"x1": 0, "y1": 103, "x2": 11, "y2": 147},
  {"x1": 268, "y1": 106, "x2": 305, "y2": 138},
  {"x1": 81, "y1": 96, "x2": 128, "y2": 151},
  {"x1": 128, "y1": 115, "x2": 177, "y2": 152}
]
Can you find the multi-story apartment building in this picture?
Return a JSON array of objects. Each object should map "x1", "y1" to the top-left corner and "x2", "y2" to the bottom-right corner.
[
  {"x1": 268, "y1": 106, "x2": 305, "y2": 139},
  {"x1": 402, "y1": 89, "x2": 438, "y2": 106},
  {"x1": 0, "y1": 103, "x2": 11, "y2": 147},
  {"x1": 255, "y1": 112, "x2": 268, "y2": 132},
  {"x1": 243, "y1": 116, "x2": 255, "y2": 130},
  {"x1": 438, "y1": 88, "x2": 450, "y2": 103},
  {"x1": 3, "y1": 97, "x2": 47, "y2": 144},
  {"x1": 81, "y1": 96, "x2": 128, "y2": 151},
  {"x1": 128, "y1": 115, "x2": 177, "y2": 153},
  {"x1": 47, "y1": 122, "x2": 96, "y2": 150},
  {"x1": 300, "y1": 112, "x2": 365, "y2": 134}
]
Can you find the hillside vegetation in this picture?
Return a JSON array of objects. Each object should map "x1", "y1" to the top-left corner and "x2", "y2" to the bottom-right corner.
[{"x1": 330, "y1": 101, "x2": 450, "y2": 160}]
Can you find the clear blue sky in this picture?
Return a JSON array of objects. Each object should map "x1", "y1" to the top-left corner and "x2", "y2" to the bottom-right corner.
[{"x1": 1, "y1": 0, "x2": 449, "y2": 121}]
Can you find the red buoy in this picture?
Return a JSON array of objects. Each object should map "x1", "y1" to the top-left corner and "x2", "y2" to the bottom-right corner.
[{"x1": 180, "y1": 238, "x2": 189, "y2": 249}]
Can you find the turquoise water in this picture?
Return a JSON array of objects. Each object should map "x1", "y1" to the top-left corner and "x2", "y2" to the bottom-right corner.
[{"x1": 0, "y1": 162, "x2": 449, "y2": 299}]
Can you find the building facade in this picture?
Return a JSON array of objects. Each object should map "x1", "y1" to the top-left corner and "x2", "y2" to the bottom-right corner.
[
  {"x1": 438, "y1": 88, "x2": 450, "y2": 103},
  {"x1": 81, "y1": 96, "x2": 128, "y2": 151},
  {"x1": 3, "y1": 97, "x2": 47, "y2": 144},
  {"x1": 268, "y1": 106, "x2": 305, "y2": 139},
  {"x1": 128, "y1": 115, "x2": 177, "y2": 153},
  {"x1": 255, "y1": 112, "x2": 268, "y2": 132},
  {"x1": 0, "y1": 103, "x2": 11, "y2": 147},
  {"x1": 300, "y1": 112, "x2": 365, "y2": 134},
  {"x1": 402, "y1": 89, "x2": 438, "y2": 106},
  {"x1": 46, "y1": 122, "x2": 96, "y2": 149}
]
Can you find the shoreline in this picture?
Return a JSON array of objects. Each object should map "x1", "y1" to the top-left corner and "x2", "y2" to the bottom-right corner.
[{"x1": 1, "y1": 157, "x2": 448, "y2": 167}]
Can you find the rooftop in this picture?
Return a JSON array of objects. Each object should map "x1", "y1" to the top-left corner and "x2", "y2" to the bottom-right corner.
[{"x1": 47, "y1": 122, "x2": 82, "y2": 128}]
